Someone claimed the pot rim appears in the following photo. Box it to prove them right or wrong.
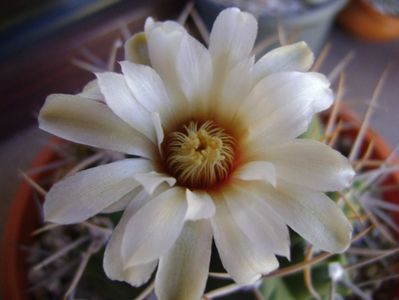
[197,0,348,24]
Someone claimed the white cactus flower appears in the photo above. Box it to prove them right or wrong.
[39,7,354,300]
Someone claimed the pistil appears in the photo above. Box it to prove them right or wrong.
[164,120,235,189]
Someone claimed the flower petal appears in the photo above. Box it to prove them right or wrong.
[234,161,276,187]
[119,61,173,122]
[185,189,216,221]
[211,196,279,284]
[265,139,355,191]
[222,56,254,99]
[155,220,212,300]
[78,79,104,101]
[253,42,314,84]
[176,33,213,103]
[133,171,176,195]
[96,72,156,142]
[151,112,164,152]
[242,72,333,147]
[224,183,290,258]
[101,187,141,214]
[104,190,157,286]
[218,57,255,120]
[124,32,151,65]
[209,8,257,70]
[145,18,188,107]
[121,187,187,266]
[39,94,155,157]
[44,159,152,224]
[255,181,353,253]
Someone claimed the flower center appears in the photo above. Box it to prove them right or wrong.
[164,120,235,189]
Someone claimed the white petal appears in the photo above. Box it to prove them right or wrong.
[185,189,216,221]
[265,139,355,191]
[234,161,276,187]
[101,187,141,214]
[255,181,353,253]
[224,183,290,258]
[211,196,279,284]
[145,18,189,107]
[104,191,157,286]
[209,8,257,69]
[121,187,187,266]
[253,42,314,84]
[212,57,254,123]
[44,159,152,224]
[218,57,254,120]
[124,32,150,65]
[176,33,213,102]
[155,220,212,300]
[243,72,333,147]
[96,72,156,142]
[145,17,185,36]
[119,61,172,121]
[152,112,164,153]
[78,79,104,101]
[133,171,176,195]
[39,94,155,157]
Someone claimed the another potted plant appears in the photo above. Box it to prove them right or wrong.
[196,0,348,53]
[339,0,399,41]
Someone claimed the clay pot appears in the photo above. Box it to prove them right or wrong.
[333,108,399,221]
[1,109,398,299]
[1,138,61,300]
[338,0,399,41]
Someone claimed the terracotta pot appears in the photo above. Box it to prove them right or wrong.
[0,138,61,300]
[338,0,399,41]
[1,110,398,299]
[333,108,399,223]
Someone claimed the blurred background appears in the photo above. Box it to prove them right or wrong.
[0,0,398,298]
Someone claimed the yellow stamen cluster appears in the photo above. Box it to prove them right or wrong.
[164,120,235,189]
